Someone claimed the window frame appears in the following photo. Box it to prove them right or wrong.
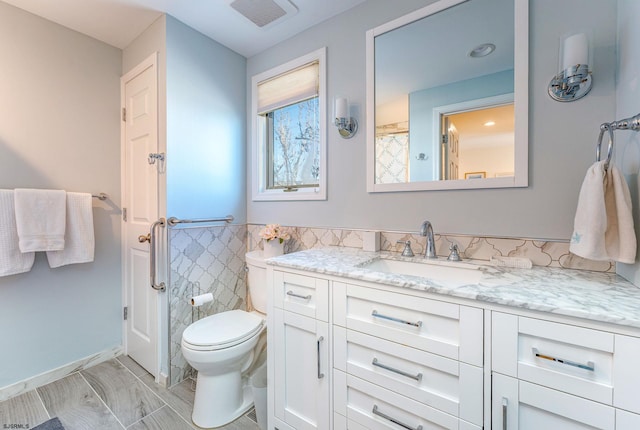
[251,47,327,201]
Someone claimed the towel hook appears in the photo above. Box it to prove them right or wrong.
[596,123,614,170]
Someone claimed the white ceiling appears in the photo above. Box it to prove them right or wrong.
[0,0,367,57]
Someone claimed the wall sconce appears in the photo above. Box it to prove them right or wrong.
[548,33,592,102]
[334,97,358,138]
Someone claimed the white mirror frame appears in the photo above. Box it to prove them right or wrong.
[366,0,529,192]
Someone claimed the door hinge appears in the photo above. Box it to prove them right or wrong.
[122,207,127,222]
[442,134,449,144]
[122,107,126,122]
[123,306,128,320]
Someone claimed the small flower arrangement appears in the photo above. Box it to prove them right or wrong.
[259,224,290,244]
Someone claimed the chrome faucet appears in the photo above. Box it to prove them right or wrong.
[420,220,437,259]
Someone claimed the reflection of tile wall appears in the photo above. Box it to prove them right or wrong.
[248,224,614,272]
[169,224,247,386]
[375,133,409,184]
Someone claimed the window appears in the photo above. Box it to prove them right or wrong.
[251,48,326,200]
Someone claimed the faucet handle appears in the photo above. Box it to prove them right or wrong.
[447,244,462,261]
[396,240,415,257]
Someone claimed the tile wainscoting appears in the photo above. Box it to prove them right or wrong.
[168,224,248,386]
[247,224,614,272]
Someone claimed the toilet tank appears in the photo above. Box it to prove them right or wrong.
[245,251,268,314]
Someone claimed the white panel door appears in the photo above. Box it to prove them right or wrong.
[122,54,159,377]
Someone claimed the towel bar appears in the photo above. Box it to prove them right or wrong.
[596,112,640,170]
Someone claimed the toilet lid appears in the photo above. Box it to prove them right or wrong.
[182,310,264,349]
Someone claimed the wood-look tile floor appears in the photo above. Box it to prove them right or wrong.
[0,356,260,430]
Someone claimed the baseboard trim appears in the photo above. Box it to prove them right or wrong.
[0,345,123,402]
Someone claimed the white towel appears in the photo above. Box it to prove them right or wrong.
[0,190,35,276]
[14,188,66,252]
[570,161,637,263]
[47,192,95,268]
[604,164,637,263]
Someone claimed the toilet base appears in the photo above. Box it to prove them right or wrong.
[192,376,254,428]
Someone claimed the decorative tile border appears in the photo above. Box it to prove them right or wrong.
[168,224,248,386]
[248,224,614,273]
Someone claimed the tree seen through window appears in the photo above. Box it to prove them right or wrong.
[268,97,319,189]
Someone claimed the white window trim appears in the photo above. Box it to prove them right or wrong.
[251,47,327,201]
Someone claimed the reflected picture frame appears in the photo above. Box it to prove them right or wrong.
[465,172,486,179]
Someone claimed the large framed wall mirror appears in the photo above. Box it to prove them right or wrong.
[366,0,529,192]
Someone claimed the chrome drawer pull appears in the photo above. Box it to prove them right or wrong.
[286,290,312,300]
[317,336,325,379]
[502,397,508,430]
[372,358,423,381]
[372,405,422,430]
[371,310,423,328]
[532,347,595,371]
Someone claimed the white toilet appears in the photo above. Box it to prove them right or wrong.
[181,250,267,428]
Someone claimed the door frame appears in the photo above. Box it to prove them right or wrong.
[120,52,168,384]
[431,93,515,180]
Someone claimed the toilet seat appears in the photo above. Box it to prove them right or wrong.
[182,310,265,351]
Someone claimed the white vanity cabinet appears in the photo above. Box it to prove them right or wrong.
[491,311,640,430]
[270,270,330,430]
[332,281,484,430]
[268,259,640,430]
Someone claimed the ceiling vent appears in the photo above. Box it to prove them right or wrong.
[230,0,298,28]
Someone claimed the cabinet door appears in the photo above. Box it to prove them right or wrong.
[273,309,329,430]
[616,409,640,430]
[492,373,615,430]
[613,334,640,414]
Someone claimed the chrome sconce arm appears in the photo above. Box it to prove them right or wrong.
[334,116,358,139]
[548,64,592,102]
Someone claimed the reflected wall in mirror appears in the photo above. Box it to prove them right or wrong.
[366,0,528,192]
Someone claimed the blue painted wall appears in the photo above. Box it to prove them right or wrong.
[166,16,247,223]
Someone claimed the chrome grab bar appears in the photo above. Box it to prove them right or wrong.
[532,347,595,371]
[372,358,422,381]
[371,310,423,328]
[287,290,312,300]
[150,218,166,292]
[372,405,422,430]
[167,215,233,226]
[317,336,324,379]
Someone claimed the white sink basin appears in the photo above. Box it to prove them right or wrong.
[361,258,483,285]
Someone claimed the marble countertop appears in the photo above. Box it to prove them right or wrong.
[267,247,640,330]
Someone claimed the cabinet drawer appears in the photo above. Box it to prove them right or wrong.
[333,370,481,430]
[492,312,614,405]
[334,282,483,365]
[334,326,483,426]
[273,271,329,321]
